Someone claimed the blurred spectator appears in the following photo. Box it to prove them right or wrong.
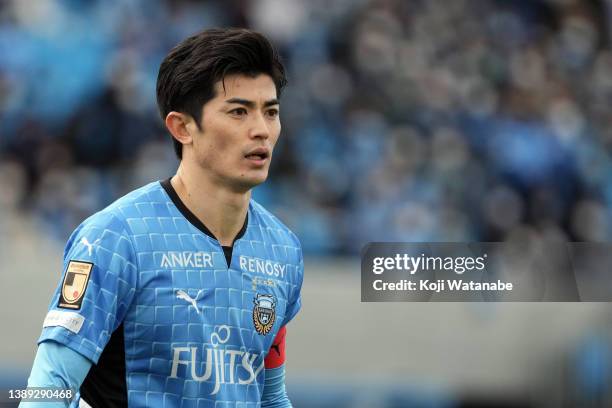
[2,0,612,253]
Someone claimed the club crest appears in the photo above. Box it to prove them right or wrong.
[253,294,276,335]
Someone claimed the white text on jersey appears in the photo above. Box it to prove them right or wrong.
[239,256,287,278]
[160,252,214,268]
[170,325,264,395]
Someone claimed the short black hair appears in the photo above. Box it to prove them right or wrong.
[156,27,287,159]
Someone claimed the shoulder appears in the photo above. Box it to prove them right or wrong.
[67,181,165,247]
[249,199,301,250]
[79,181,165,230]
[103,180,168,222]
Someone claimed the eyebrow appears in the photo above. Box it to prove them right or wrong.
[225,98,279,108]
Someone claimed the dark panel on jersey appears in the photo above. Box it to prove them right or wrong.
[222,245,233,267]
[79,323,127,407]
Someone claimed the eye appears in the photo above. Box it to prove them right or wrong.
[266,108,279,118]
[229,107,247,117]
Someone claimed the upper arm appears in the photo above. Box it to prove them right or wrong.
[281,243,304,328]
[265,326,287,369]
[262,327,291,407]
[38,212,137,364]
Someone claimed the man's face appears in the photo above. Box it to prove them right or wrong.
[187,73,280,192]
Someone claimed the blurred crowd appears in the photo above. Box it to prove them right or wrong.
[1,0,612,254]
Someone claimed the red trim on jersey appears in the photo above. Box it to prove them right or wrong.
[265,326,286,369]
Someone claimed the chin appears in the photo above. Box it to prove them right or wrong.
[233,173,269,191]
[247,174,269,187]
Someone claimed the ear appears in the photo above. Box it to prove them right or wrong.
[165,111,195,147]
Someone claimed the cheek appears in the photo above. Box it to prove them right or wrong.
[196,122,234,159]
[218,132,240,154]
[270,123,281,146]
[194,138,215,162]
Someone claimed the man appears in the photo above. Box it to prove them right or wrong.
[22,28,303,407]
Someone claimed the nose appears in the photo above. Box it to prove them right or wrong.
[248,112,270,140]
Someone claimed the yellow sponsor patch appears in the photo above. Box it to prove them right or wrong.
[58,261,93,309]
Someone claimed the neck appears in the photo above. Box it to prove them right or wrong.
[171,162,250,247]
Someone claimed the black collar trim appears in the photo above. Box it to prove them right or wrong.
[160,178,248,245]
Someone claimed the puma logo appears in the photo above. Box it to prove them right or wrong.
[80,237,101,256]
[176,289,204,315]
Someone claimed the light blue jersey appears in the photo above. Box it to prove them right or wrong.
[38,179,303,407]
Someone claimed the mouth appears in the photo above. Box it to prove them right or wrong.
[244,148,270,164]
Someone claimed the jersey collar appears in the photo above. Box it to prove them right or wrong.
[160,178,248,245]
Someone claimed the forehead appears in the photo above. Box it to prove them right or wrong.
[213,74,277,101]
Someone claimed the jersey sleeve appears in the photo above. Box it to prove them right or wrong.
[281,245,303,327]
[38,211,137,364]
[261,364,291,407]
[23,340,92,408]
